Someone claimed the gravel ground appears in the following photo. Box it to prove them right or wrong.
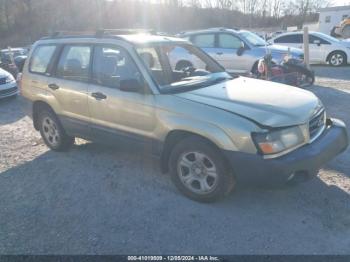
[0,66,349,255]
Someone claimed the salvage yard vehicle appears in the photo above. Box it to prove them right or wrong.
[0,67,18,99]
[177,28,304,74]
[0,47,28,77]
[20,30,348,202]
[271,31,350,66]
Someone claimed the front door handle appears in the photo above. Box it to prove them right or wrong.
[216,52,223,55]
[91,92,107,100]
[48,83,59,90]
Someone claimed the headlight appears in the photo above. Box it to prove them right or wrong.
[252,126,306,155]
[5,75,15,83]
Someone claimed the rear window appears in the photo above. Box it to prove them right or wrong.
[29,45,57,74]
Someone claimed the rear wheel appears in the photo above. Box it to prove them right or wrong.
[38,109,74,151]
[169,136,235,202]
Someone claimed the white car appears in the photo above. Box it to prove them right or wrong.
[271,31,350,66]
[0,68,18,99]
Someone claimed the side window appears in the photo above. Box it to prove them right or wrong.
[56,45,91,82]
[93,45,141,88]
[192,34,215,48]
[218,34,242,49]
[274,34,302,44]
[30,45,57,74]
[136,47,162,70]
[309,35,330,45]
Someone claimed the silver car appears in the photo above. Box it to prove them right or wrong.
[270,31,350,66]
[176,28,304,74]
[0,67,18,99]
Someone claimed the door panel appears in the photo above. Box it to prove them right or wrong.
[217,33,250,73]
[50,45,91,134]
[88,45,157,143]
[88,85,156,140]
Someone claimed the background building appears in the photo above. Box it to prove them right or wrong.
[318,5,350,35]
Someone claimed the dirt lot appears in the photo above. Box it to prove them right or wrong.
[0,66,349,255]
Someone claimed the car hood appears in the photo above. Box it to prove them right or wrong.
[267,44,303,55]
[0,68,10,78]
[175,77,319,127]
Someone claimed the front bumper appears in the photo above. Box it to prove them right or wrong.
[0,82,18,99]
[223,118,349,186]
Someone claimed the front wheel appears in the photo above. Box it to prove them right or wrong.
[38,109,75,151]
[328,51,346,66]
[169,136,235,202]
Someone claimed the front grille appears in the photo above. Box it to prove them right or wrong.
[0,77,6,85]
[0,86,17,96]
[309,109,326,141]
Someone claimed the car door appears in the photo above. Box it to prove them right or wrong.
[88,44,157,146]
[309,35,330,63]
[48,44,92,137]
[216,33,250,73]
[26,44,58,98]
[190,33,224,66]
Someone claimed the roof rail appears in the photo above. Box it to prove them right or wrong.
[96,28,156,37]
[40,28,162,41]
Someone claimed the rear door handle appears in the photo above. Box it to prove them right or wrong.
[216,52,223,55]
[48,83,59,90]
[91,92,107,100]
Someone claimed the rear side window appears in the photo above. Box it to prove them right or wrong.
[29,45,57,74]
[274,34,302,44]
[192,34,215,48]
[56,45,91,82]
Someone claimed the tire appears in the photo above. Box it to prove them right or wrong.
[38,109,74,151]
[328,51,346,67]
[306,73,315,86]
[169,136,235,202]
[175,60,192,71]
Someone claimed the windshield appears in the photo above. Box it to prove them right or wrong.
[239,31,267,46]
[135,43,232,93]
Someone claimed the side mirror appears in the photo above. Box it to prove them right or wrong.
[119,79,143,93]
[236,42,245,56]
[313,39,321,46]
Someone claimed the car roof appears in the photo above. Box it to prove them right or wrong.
[118,34,187,44]
[36,32,188,46]
[1,48,26,52]
[272,31,322,38]
[180,27,240,36]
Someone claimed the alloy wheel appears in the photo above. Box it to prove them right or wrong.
[177,151,218,195]
[330,53,344,66]
[42,116,60,147]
